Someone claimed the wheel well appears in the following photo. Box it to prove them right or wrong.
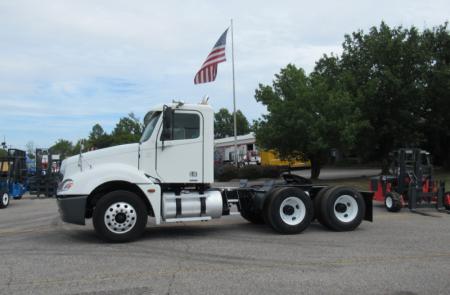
[86,181,154,218]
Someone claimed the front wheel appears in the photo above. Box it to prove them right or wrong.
[385,192,402,212]
[0,192,9,208]
[263,187,313,234]
[93,190,148,242]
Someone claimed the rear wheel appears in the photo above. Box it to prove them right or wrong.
[319,186,365,231]
[385,192,402,212]
[93,190,148,242]
[313,187,331,222]
[0,192,9,208]
[263,187,312,234]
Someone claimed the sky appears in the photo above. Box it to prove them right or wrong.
[0,0,449,150]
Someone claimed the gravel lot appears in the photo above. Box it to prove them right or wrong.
[0,195,449,295]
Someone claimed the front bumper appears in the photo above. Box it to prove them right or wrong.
[56,195,88,225]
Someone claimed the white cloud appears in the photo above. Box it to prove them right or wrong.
[0,0,449,148]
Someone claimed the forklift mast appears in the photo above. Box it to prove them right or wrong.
[391,148,433,194]
[28,148,61,197]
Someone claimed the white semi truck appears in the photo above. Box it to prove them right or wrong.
[56,101,373,242]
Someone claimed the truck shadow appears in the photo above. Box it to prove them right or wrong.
[141,222,273,240]
[63,219,331,244]
[139,220,330,241]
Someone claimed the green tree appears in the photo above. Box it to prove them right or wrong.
[49,139,74,160]
[254,64,365,179]
[329,22,430,171]
[214,108,251,139]
[72,139,84,155]
[421,23,450,168]
[88,124,113,149]
[111,113,143,145]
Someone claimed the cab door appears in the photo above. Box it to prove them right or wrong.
[155,110,203,183]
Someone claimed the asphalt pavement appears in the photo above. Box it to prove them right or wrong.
[0,195,449,295]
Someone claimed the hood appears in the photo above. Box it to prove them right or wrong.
[61,143,139,179]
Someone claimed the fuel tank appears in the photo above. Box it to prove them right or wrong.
[162,190,223,219]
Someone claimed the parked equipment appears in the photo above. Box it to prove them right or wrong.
[0,149,28,207]
[371,148,450,212]
[28,149,61,197]
[56,101,373,242]
[214,133,311,168]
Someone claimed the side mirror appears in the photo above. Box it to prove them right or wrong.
[161,106,173,141]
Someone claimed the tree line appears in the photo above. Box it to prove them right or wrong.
[254,22,450,178]
[47,109,251,159]
[48,113,144,159]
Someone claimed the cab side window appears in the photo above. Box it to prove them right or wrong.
[171,113,200,140]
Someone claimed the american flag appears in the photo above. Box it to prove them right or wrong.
[194,29,228,84]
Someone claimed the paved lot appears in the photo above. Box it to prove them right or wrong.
[0,196,449,295]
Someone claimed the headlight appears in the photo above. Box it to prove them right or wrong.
[58,179,74,192]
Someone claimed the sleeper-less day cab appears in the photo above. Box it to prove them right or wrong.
[57,100,373,242]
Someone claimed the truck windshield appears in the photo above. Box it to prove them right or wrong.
[140,112,161,143]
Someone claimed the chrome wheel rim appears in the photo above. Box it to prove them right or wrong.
[279,196,306,226]
[334,195,358,223]
[104,202,137,234]
[2,193,8,206]
[385,196,393,208]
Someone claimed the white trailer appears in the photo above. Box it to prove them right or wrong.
[56,101,373,242]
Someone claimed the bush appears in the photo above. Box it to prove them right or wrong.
[259,165,283,178]
[238,165,262,179]
[215,164,239,181]
[215,164,282,181]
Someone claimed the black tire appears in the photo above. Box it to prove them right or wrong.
[319,186,365,231]
[0,192,9,209]
[93,190,148,243]
[239,189,267,224]
[313,187,331,223]
[263,187,313,234]
[385,192,402,212]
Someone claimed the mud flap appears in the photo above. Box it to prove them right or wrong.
[361,191,374,222]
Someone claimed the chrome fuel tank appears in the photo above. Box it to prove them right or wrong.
[162,190,223,219]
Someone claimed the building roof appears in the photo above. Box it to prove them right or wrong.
[214,133,255,147]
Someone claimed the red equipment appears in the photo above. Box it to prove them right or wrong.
[370,149,450,212]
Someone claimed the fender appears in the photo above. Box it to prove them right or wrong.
[59,163,162,224]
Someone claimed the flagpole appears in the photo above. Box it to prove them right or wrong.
[231,19,238,167]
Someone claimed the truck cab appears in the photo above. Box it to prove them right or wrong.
[57,102,223,241]
[138,102,214,184]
